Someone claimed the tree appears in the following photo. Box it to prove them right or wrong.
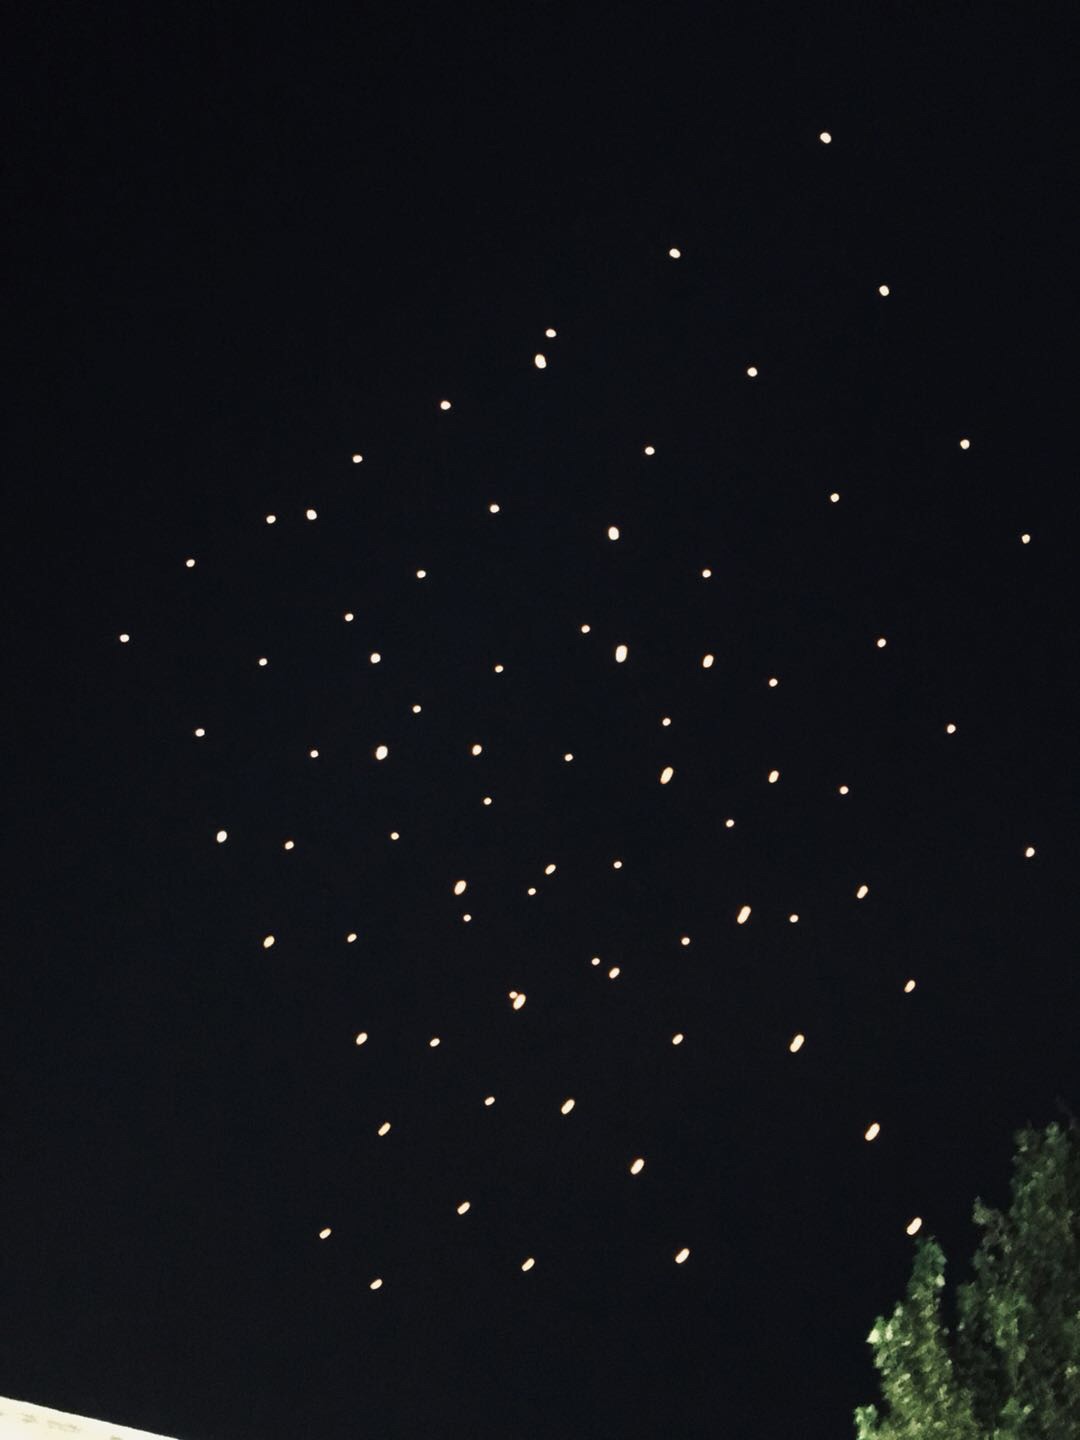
[854,1115,1080,1439]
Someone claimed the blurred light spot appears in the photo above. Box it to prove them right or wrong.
[429,1037,440,1048]
[482,796,492,805]
[390,831,400,840]
[615,644,628,663]
[580,623,591,634]
[563,752,574,762]
[416,568,427,579]
[439,400,451,411]
[737,904,752,925]
[471,743,483,756]
[829,492,840,503]
[878,284,890,296]
[724,818,735,828]
[702,654,715,668]
[346,933,358,943]
[661,716,672,726]
[959,438,971,449]
[608,966,620,979]
[876,637,887,648]
[644,445,656,455]
[378,1122,391,1136]
[675,1248,690,1264]
[668,247,681,259]
[856,885,869,899]
[746,366,758,378]
[216,830,228,844]
[457,1201,471,1215]
[194,727,205,737]
[263,935,275,949]
[305,508,317,521]
[545,328,557,338]
[768,677,778,687]
[454,880,467,895]
[284,839,295,851]
[1025,845,1036,858]
[561,1098,575,1114]
[865,1123,881,1141]
[1021,533,1031,544]
[512,993,526,1010]
[903,978,916,993]
[493,663,504,673]
[375,744,389,760]
[369,1278,383,1290]
[680,936,691,947]
[630,1158,645,1175]
[789,914,799,924]
[521,1257,535,1272]
[344,612,354,622]
[352,454,363,464]
[591,957,601,966]
[265,514,276,524]
[608,525,620,541]
[613,859,623,869]
[319,1228,332,1239]
[906,1217,922,1236]
[489,502,500,513]
[355,1032,368,1045]
[838,785,849,795]
[819,131,832,143]
[534,354,547,369]
[185,558,196,568]
[672,1033,684,1045]
[119,634,131,644]
[946,723,957,734]
[660,766,675,784]
[370,651,381,664]
[309,749,319,759]
[412,704,422,713]
[768,769,780,783]
[789,1033,805,1053]
[484,1095,495,1106]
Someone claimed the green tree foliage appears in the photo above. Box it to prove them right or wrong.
[854,1118,1080,1440]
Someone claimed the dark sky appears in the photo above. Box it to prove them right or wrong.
[6,8,1078,1439]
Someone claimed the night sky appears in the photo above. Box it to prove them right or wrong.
[7,9,1078,1439]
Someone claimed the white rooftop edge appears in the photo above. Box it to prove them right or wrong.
[0,1395,179,1440]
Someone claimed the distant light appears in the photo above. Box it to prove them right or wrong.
[959,438,971,450]
[580,623,591,634]
[789,914,799,924]
[493,663,504,673]
[672,1033,684,1045]
[457,1201,471,1214]
[903,978,916,993]
[736,904,752,925]
[644,445,656,456]
[258,657,268,667]
[906,1217,923,1236]
[263,935,275,949]
[484,1095,495,1106]
[512,993,526,1010]
[1020,533,1031,544]
[216,830,228,844]
[305,508,317,521]
[416,569,427,579]
[119,633,130,644]
[661,716,672,727]
[482,796,492,805]
[878,284,890,297]
[724,818,735,828]
[352,454,363,464]
[527,887,537,896]
[534,354,547,369]
[829,493,840,503]
[876,637,887,648]
[819,131,832,144]
[194,727,205,737]
[309,748,319,759]
[660,766,675,785]
[856,884,870,899]
[608,966,620,979]
[701,568,712,578]
[615,644,629,663]
[612,859,623,869]
[489,502,500,513]
[454,880,467,895]
[945,723,957,734]
[702,654,715,668]
[439,400,452,411]
[563,752,574,762]
[429,1037,440,1048]
[674,1247,690,1264]
[369,1278,383,1290]
[389,831,399,840]
[668,247,681,259]
[378,1122,391,1136]
[346,933,358,943]
[412,704,422,713]
[355,1032,368,1046]
[545,328,557,338]
[768,769,780,784]
[591,957,601,967]
[521,1257,535,1272]
[319,1228,332,1239]
[284,840,294,851]
[768,677,779,688]
[344,612,354,622]
[185,557,196,568]
[265,514,276,525]
[630,1158,645,1175]
[560,1098,575,1114]
[789,1033,805,1053]
[680,936,691,947]
[375,744,389,760]
[746,366,758,378]
[1024,846,1036,858]
[370,651,381,664]
[865,1122,881,1142]
[471,743,483,756]
[838,785,849,795]
[608,525,620,541]
[544,863,557,875]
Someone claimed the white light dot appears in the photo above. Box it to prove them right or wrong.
[789,914,799,924]
[906,1217,923,1236]
[521,1257,535,1272]
[493,663,504,673]
[484,1095,495,1106]
[453,880,467,896]
[355,1031,368,1046]
[194,727,205,738]
[378,1122,391,1136]
[856,884,870,899]
[118,633,130,644]
[876,637,887,649]
[591,957,601,967]
[560,1098,575,1115]
[661,716,672,727]
[265,514,276,525]
[457,1201,471,1215]
[1024,846,1036,858]
[789,1033,805,1053]
[544,863,557,875]
[768,769,780,784]
[1020,533,1031,544]
[263,935,275,949]
[724,818,735,829]
[612,859,623,870]
[746,366,758,378]
[563,752,574,763]
[630,1157,645,1175]
[819,131,832,144]
[702,653,715,668]
[216,830,228,844]
[346,933,357,944]
[309,748,319,759]
[370,652,381,664]
[829,492,840,503]
[439,400,451,411]
[865,1122,881,1142]
[668,247,681,259]
[429,1037,440,1048]
[768,677,778,687]
[736,904,752,925]
[374,744,388,760]
[608,525,620,541]
[369,1278,383,1290]
[878,284,890,297]
[185,557,196,569]
[545,327,557,338]
[644,445,656,456]
[660,766,675,785]
[580,623,591,634]
[534,354,547,369]
[412,704,422,714]
[482,796,492,806]
[903,978,917,993]
[319,1227,332,1239]
[615,643,628,663]
[527,887,537,896]
[258,657,268,667]
[489,502,500,514]
[389,831,399,841]
[946,723,957,734]
[305,508,317,521]
[674,1248,690,1264]
[701,567,712,578]
[959,438,971,449]
[471,743,483,756]
[344,612,354,622]
[838,784,849,795]
[416,569,426,579]
[352,454,363,464]
[680,936,691,947]
[512,993,526,1010]
[672,1032,684,1045]
[608,966,621,979]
